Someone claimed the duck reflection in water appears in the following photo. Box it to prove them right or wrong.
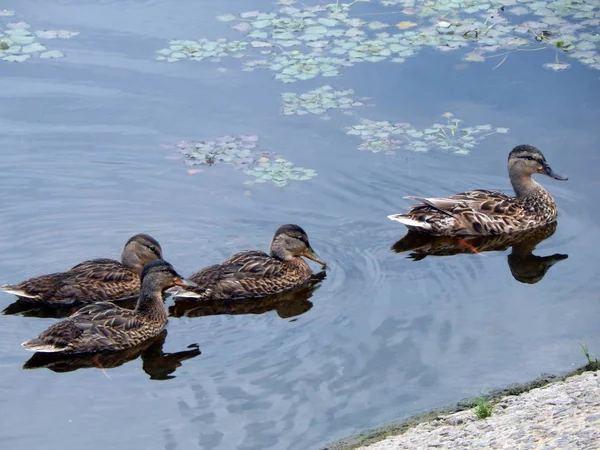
[23,330,200,380]
[4,283,181,319]
[169,271,326,320]
[391,222,568,284]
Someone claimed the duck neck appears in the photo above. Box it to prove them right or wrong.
[121,250,143,273]
[135,280,167,320]
[510,172,545,199]
[270,244,291,262]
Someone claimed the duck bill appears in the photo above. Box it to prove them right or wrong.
[173,277,197,288]
[302,248,326,267]
[542,162,568,181]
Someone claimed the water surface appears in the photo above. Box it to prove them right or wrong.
[1,1,599,449]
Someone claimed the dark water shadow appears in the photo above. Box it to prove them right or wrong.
[391,222,568,284]
[22,330,200,380]
[169,271,326,320]
[4,295,138,319]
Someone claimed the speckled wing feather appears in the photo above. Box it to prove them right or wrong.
[68,259,137,282]
[188,250,310,300]
[404,190,529,236]
[25,302,154,353]
[4,258,140,305]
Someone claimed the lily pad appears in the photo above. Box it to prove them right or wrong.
[244,158,317,187]
[281,85,366,116]
[0,13,78,63]
[21,42,46,53]
[40,50,65,59]
[3,53,30,62]
[348,113,509,155]
[543,62,571,71]
[174,134,316,187]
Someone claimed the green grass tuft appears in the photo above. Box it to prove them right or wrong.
[580,342,600,370]
[474,396,493,419]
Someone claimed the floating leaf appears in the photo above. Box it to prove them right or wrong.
[251,41,272,48]
[232,22,252,32]
[35,29,78,39]
[252,20,272,29]
[21,42,46,53]
[240,11,260,19]
[40,50,64,59]
[396,21,417,30]
[7,21,30,30]
[464,52,485,62]
[9,35,35,45]
[368,21,389,30]
[348,113,508,154]
[3,54,30,62]
[216,14,237,22]
[543,62,571,71]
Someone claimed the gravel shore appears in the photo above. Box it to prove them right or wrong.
[355,371,600,450]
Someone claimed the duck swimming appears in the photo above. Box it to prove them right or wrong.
[175,224,326,301]
[388,145,568,236]
[21,260,194,353]
[2,234,162,305]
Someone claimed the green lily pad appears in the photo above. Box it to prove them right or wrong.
[216,14,237,22]
[348,113,509,155]
[3,53,30,62]
[21,42,46,53]
[40,50,64,59]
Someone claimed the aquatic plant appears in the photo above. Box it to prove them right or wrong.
[580,342,599,369]
[177,135,259,168]
[156,39,248,62]
[0,14,78,62]
[175,135,317,187]
[244,158,317,187]
[281,85,365,116]
[247,51,348,83]
[474,396,493,419]
[156,0,600,76]
[347,113,508,154]
[377,0,600,72]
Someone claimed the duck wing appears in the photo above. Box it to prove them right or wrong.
[57,259,140,303]
[23,303,145,353]
[68,258,136,283]
[405,190,512,216]
[3,259,138,305]
[394,190,524,235]
[187,251,288,300]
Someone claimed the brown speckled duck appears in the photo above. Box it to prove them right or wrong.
[21,260,194,353]
[175,224,326,301]
[2,234,162,305]
[388,145,568,236]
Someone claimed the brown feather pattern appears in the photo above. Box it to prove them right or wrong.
[21,260,183,354]
[183,224,324,301]
[404,188,558,236]
[389,145,566,236]
[188,251,313,300]
[2,234,162,305]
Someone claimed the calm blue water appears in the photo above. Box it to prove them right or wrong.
[1,1,599,449]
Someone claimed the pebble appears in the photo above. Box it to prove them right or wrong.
[357,371,600,450]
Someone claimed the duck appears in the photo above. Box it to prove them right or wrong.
[2,233,162,305]
[175,224,326,301]
[23,329,201,379]
[21,260,195,353]
[388,145,568,236]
